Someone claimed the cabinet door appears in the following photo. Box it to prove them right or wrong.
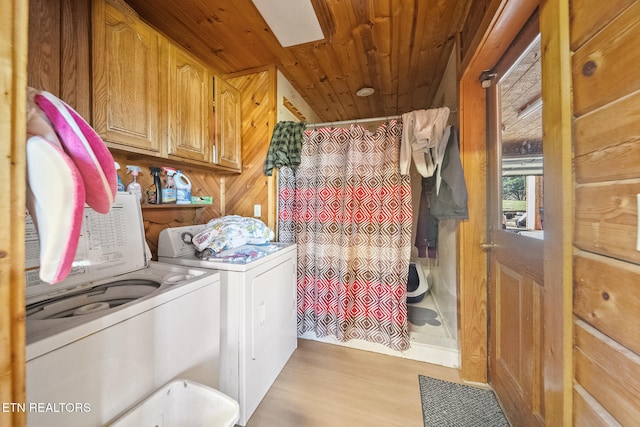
[92,0,164,156]
[214,77,242,171]
[167,45,212,162]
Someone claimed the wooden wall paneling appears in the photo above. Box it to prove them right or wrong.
[572,1,640,117]
[571,0,640,424]
[111,153,223,259]
[1,0,28,425]
[574,91,640,184]
[574,181,640,264]
[225,69,277,230]
[574,320,640,425]
[574,383,624,427]
[574,90,640,158]
[60,0,91,118]
[569,0,635,51]
[28,0,91,116]
[27,0,61,94]
[574,250,640,355]
[142,208,199,258]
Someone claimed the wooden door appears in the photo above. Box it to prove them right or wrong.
[214,77,242,171]
[486,15,545,426]
[167,43,212,163]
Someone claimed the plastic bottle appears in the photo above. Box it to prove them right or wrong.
[161,166,177,204]
[174,170,192,204]
[147,167,162,204]
[114,162,126,192]
[125,165,143,202]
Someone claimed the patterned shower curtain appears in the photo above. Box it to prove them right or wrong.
[278,120,412,351]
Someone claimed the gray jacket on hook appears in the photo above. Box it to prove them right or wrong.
[430,126,469,220]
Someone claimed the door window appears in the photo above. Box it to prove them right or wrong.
[496,34,543,239]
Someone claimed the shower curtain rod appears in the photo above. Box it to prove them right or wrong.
[307,109,457,128]
[308,115,400,128]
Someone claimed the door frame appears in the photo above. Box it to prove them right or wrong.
[1,0,28,426]
[457,0,572,424]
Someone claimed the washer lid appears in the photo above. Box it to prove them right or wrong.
[25,193,148,301]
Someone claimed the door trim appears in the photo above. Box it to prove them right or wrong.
[458,0,539,384]
[458,0,572,423]
[539,0,573,424]
[1,0,28,425]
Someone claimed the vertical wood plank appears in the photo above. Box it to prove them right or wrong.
[458,74,488,384]
[225,68,278,229]
[27,0,61,93]
[60,0,91,118]
[1,0,28,425]
[540,0,573,423]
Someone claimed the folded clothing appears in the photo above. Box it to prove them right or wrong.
[199,246,268,264]
[192,215,275,254]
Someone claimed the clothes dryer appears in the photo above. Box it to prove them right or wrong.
[158,225,297,426]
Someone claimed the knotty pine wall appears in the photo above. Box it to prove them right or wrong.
[223,67,320,234]
[110,153,224,258]
[570,0,640,424]
[224,68,278,231]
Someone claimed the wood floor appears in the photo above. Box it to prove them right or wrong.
[246,338,462,427]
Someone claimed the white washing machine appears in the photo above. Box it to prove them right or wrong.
[25,193,223,427]
[158,224,297,426]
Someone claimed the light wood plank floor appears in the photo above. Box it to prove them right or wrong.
[246,338,462,427]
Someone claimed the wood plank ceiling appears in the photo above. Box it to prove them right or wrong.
[124,0,474,122]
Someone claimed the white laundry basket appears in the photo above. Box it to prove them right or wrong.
[106,379,239,427]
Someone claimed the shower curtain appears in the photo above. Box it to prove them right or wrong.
[278,120,412,351]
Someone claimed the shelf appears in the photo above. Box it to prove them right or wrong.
[141,203,211,209]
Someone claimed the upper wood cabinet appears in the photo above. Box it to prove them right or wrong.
[214,77,242,171]
[92,0,165,157]
[92,0,241,172]
[167,44,212,163]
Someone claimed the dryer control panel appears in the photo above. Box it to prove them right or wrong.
[158,224,207,258]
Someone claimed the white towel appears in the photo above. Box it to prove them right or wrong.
[400,107,450,177]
